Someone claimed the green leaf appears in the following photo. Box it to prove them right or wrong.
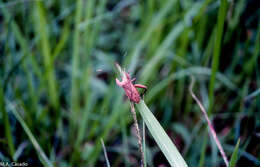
[208,0,228,114]
[199,134,207,167]
[0,85,15,158]
[7,101,53,167]
[136,100,188,167]
[229,139,240,167]
[34,1,59,109]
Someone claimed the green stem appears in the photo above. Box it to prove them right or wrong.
[70,0,83,129]
[208,0,228,114]
[0,85,15,158]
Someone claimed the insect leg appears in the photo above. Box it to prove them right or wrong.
[131,78,136,82]
[134,84,147,98]
[134,84,147,89]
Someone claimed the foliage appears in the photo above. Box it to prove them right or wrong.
[0,0,259,166]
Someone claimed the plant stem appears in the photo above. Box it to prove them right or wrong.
[101,138,111,167]
[0,85,15,158]
[208,0,228,115]
[189,76,229,167]
[130,102,144,167]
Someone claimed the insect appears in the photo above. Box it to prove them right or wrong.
[116,70,147,103]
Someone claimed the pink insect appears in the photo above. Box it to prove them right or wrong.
[115,67,147,103]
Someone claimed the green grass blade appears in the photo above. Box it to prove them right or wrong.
[199,134,208,167]
[139,0,206,84]
[126,0,176,72]
[71,0,83,116]
[147,67,237,102]
[7,101,53,167]
[82,0,94,65]
[208,0,228,114]
[244,22,260,74]
[228,139,240,167]
[140,22,184,83]
[0,85,15,158]
[136,100,188,167]
[121,115,130,167]
[87,93,127,165]
[34,1,59,109]
[52,21,70,62]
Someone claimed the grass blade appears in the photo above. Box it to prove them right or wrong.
[0,85,15,158]
[208,0,228,114]
[130,102,145,167]
[7,101,53,167]
[199,134,208,167]
[244,22,260,74]
[147,66,237,102]
[229,139,240,167]
[71,0,83,116]
[34,1,59,109]
[136,100,188,167]
[140,22,184,83]
[126,0,176,72]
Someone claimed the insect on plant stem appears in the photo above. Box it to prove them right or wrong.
[115,63,146,167]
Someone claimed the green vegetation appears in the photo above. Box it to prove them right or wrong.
[136,100,188,167]
[0,0,259,166]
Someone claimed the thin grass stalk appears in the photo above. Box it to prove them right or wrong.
[101,138,111,167]
[229,139,240,167]
[71,0,83,118]
[34,1,59,109]
[121,114,130,167]
[126,0,176,72]
[87,93,126,165]
[69,1,84,164]
[7,101,53,167]
[142,121,147,167]
[199,134,208,167]
[208,0,228,114]
[130,102,145,167]
[244,22,260,75]
[189,76,229,167]
[0,86,15,158]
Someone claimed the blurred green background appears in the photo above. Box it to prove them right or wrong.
[0,0,259,166]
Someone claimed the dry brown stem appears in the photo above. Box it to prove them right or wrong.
[189,76,229,167]
[130,102,144,167]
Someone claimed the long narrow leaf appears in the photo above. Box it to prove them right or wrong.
[0,85,15,157]
[208,0,228,114]
[136,100,188,167]
[229,139,240,167]
[7,101,53,167]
